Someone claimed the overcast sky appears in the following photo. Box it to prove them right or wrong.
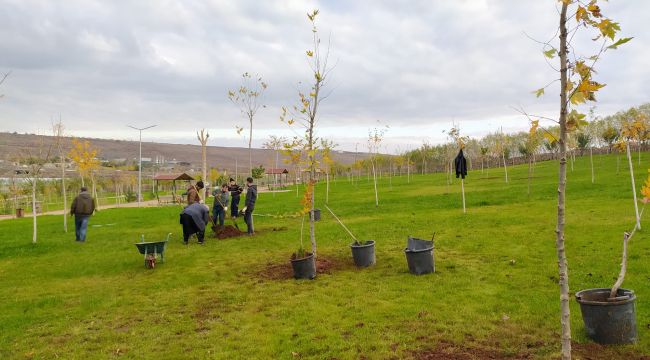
[0,0,647,153]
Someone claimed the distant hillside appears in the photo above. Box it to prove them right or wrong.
[0,132,369,171]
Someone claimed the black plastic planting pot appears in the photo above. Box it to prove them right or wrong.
[404,237,434,275]
[575,288,637,344]
[350,240,375,267]
[291,253,316,280]
[309,208,321,221]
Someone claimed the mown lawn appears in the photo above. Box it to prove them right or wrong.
[1,153,650,359]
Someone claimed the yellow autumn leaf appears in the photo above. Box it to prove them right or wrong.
[570,91,586,105]
[529,120,539,137]
[577,80,605,93]
[576,5,588,21]
[641,171,650,202]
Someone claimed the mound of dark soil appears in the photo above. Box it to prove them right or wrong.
[256,256,349,280]
[212,225,245,239]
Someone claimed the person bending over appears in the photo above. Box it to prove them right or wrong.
[180,202,210,244]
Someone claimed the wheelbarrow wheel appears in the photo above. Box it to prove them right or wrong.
[145,254,156,269]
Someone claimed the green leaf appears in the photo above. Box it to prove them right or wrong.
[607,37,633,50]
[543,48,557,59]
[532,88,545,98]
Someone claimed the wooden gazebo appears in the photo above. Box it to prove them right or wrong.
[265,168,289,189]
[153,173,194,205]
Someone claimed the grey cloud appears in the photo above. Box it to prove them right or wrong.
[0,0,648,151]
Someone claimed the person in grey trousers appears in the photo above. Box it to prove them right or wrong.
[242,177,257,235]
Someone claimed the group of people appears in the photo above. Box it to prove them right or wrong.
[179,177,258,244]
[68,177,258,246]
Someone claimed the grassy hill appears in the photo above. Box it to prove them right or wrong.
[0,132,369,171]
[1,152,649,359]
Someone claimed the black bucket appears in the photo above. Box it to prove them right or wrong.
[404,237,434,275]
[575,288,637,344]
[350,240,375,267]
[309,209,321,221]
[291,253,316,280]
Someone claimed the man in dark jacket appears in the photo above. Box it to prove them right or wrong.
[180,203,210,244]
[228,178,243,218]
[242,177,257,235]
[186,181,203,205]
[70,187,96,242]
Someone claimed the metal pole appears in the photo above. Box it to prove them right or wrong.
[128,124,157,208]
[138,130,142,206]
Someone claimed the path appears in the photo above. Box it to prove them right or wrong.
[0,199,162,221]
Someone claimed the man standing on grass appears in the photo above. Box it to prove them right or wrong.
[211,183,229,227]
[242,177,257,235]
[70,187,96,242]
[228,178,243,219]
[186,180,203,205]
[180,202,210,245]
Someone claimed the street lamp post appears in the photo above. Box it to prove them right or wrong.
[127,124,157,207]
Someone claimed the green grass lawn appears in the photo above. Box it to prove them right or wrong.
[2,153,650,359]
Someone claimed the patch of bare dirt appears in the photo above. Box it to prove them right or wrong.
[256,255,351,280]
[413,339,650,360]
[211,225,287,239]
[572,342,650,360]
[413,340,531,360]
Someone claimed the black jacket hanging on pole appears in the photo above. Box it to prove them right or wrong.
[454,149,468,179]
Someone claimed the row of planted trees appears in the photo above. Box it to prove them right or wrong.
[7,121,142,243]
[263,4,642,360]
[3,3,643,358]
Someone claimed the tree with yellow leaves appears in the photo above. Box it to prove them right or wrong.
[531,1,631,357]
[68,139,100,205]
[280,9,334,259]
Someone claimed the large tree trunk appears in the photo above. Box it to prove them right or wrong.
[556,4,572,359]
